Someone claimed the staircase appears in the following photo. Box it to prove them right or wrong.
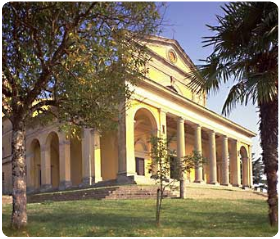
[27,185,178,203]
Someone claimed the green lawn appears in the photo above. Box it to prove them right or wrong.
[2,198,278,237]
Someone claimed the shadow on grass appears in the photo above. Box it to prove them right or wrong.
[2,199,277,237]
[36,211,275,236]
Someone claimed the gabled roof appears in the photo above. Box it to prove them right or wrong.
[140,35,198,72]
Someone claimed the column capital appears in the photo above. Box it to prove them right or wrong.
[222,135,228,140]
[177,116,186,122]
[41,145,47,152]
[193,123,201,129]
[59,140,70,146]
[82,127,94,139]
[159,108,168,114]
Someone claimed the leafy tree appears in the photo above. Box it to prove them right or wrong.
[149,135,174,227]
[252,154,265,185]
[178,150,207,198]
[2,2,162,229]
[149,135,207,226]
[188,2,278,226]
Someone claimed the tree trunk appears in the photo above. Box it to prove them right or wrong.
[11,120,27,229]
[180,179,187,199]
[259,99,278,227]
[155,188,160,227]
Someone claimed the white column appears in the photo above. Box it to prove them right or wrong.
[92,129,102,183]
[231,140,241,186]
[177,117,185,179]
[40,145,52,190]
[160,109,167,139]
[194,124,203,183]
[82,128,92,186]
[117,103,135,183]
[248,145,253,187]
[221,135,230,186]
[59,139,72,190]
[157,109,167,176]
[242,157,250,187]
[26,152,34,192]
[208,130,218,184]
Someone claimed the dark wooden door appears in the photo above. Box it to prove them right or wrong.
[135,157,145,176]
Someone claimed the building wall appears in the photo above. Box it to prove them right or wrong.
[70,137,82,186]
[2,37,255,193]
[100,130,118,180]
[146,43,206,106]
[2,162,12,194]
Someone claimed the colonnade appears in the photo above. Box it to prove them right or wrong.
[26,128,102,192]
[26,108,252,192]
[117,108,252,188]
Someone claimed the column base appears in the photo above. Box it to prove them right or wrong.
[117,173,136,184]
[232,184,241,187]
[194,180,205,184]
[81,176,93,187]
[242,185,250,190]
[209,182,219,185]
[59,180,72,190]
[27,186,35,194]
[92,176,103,184]
[221,183,232,187]
[40,184,52,192]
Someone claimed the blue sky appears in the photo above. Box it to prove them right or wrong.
[159,2,260,158]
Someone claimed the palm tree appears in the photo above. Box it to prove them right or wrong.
[189,2,278,226]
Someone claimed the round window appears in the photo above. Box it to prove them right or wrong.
[168,49,177,63]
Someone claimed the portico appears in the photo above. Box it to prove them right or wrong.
[2,35,256,194]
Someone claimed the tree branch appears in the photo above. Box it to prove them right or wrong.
[28,99,58,113]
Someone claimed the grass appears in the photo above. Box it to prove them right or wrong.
[2,198,278,237]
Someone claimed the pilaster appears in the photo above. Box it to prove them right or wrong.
[208,130,218,184]
[221,135,230,186]
[59,139,72,190]
[194,124,203,183]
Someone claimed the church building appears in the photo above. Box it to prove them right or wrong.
[2,36,256,194]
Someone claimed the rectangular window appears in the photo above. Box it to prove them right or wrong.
[135,157,145,176]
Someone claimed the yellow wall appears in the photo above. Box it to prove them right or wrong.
[70,137,82,186]
[50,138,59,188]
[100,130,118,180]
[131,100,160,179]
[146,43,206,106]
[2,119,12,159]
[32,142,41,189]
[2,163,12,194]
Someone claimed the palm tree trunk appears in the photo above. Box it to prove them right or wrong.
[11,120,27,229]
[259,98,278,227]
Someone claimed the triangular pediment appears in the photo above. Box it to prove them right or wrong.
[141,35,196,75]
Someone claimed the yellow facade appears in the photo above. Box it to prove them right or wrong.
[2,36,256,194]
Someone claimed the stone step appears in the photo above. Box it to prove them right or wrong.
[27,185,176,203]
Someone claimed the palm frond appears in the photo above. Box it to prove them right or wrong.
[222,82,245,116]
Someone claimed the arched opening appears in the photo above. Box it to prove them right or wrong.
[46,132,60,188]
[30,139,41,189]
[70,137,82,186]
[240,146,248,187]
[134,108,158,176]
